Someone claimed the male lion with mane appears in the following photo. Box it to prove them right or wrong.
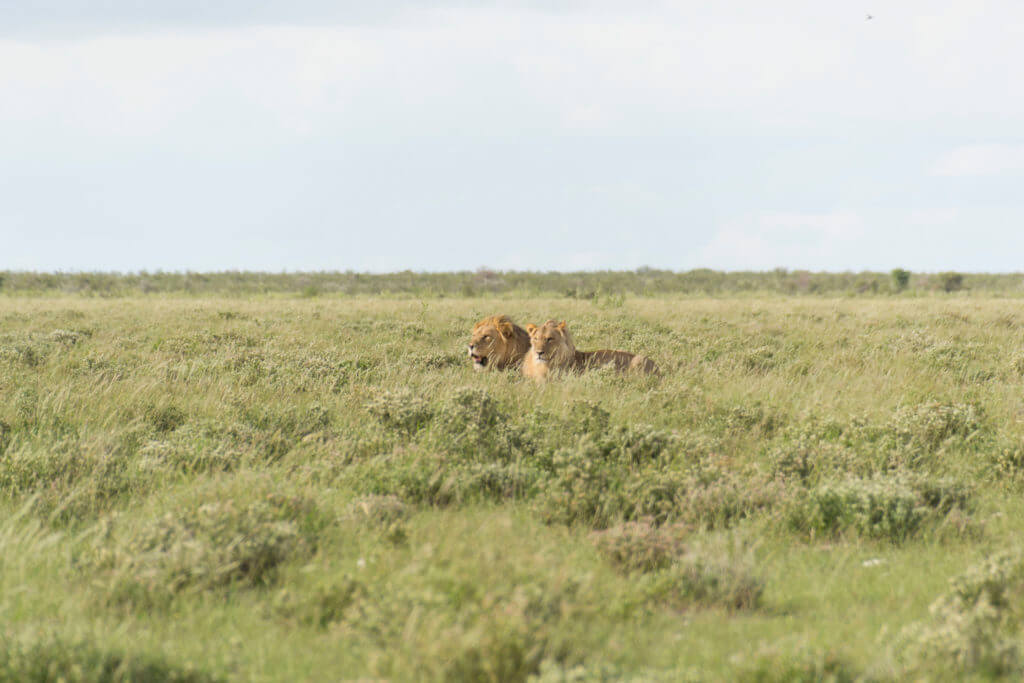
[467,314,532,371]
[522,320,658,381]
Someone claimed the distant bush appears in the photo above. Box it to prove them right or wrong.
[891,268,911,292]
[7,268,1019,297]
[937,271,965,292]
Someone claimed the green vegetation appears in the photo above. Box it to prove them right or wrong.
[3,268,1021,298]
[3,289,1024,680]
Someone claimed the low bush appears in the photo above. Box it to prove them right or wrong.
[82,493,323,607]
[640,543,763,611]
[528,660,629,682]
[366,573,591,683]
[898,551,1024,677]
[888,402,983,452]
[734,643,858,682]
[366,390,433,436]
[271,575,367,628]
[591,520,688,574]
[787,476,973,542]
[0,633,221,682]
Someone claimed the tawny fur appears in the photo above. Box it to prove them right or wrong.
[522,320,658,380]
[467,315,532,371]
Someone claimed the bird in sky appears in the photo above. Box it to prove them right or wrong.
[866,13,874,20]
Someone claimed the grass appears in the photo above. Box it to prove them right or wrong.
[3,292,1024,680]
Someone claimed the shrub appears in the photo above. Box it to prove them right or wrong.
[891,268,911,292]
[888,402,983,452]
[734,643,858,682]
[272,575,367,628]
[718,402,782,437]
[1011,352,1024,377]
[369,574,589,683]
[347,494,409,527]
[768,440,864,485]
[0,633,222,682]
[346,494,410,544]
[144,403,187,433]
[49,328,89,347]
[534,438,630,528]
[366,390,433,435]
[537,435,780,530]
[568,401,611,434]
[741,346,779,373]
[640,544,763,611]
[422,352,463,369]
[137,424,242,475]
[528,660,626,682]
[898,552,1024,677]
[83,493,322,607]
[591,520,688,574]
[938,271,965,292]
[430,388,527,462]
[0,439,86,494]
[680,471,785,530]
[787,476,972,542]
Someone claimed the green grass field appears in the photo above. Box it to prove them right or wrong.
[3,293,1024,681]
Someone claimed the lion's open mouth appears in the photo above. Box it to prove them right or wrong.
[472,354,488,367]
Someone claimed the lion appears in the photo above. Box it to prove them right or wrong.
[522,319,658,380]
[467,314,532,371]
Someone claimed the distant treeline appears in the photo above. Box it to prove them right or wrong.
[0,269,1021,297]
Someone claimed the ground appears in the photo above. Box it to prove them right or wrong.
[1,294,1023,681]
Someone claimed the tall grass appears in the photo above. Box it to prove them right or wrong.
[1,293,1023,679]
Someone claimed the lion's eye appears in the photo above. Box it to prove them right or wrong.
[483,335,490,341]
[546,337,554,342]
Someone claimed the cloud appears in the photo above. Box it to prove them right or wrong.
[694,211,866,270]
[5,2,1024,271]
[929,144,1024,176]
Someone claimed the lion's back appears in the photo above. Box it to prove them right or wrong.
[583,349,658,375]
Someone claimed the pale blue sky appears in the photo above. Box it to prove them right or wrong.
[3,1,1024,272]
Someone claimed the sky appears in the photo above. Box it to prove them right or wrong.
[3,1,1024,272]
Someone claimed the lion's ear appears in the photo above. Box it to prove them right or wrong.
[557,320,567,331]
[496,318,514,340]
[525,323,537,334]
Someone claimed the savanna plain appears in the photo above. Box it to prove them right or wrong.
[5,285,1024,681]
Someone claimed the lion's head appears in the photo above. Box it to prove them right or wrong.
[468,315,531,371]
[525,320,577,370]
